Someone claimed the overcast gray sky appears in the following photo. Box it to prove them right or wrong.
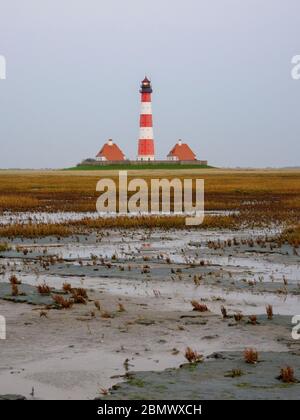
[0,0,299,168]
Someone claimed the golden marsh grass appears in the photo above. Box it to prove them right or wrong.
[0,169,299,237]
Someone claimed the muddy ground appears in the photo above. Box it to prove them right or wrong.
[0,227,299,399]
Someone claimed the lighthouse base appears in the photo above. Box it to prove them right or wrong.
[137,139,155,161]
[137,155,155,161]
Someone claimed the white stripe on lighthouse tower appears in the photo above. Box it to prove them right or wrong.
[140,102,152,115]
[139,127,153,139]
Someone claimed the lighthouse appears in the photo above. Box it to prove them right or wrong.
[137,77,155,161]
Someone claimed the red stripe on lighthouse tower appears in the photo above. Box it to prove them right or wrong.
[137,77,155,161]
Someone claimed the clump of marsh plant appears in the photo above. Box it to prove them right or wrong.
[0,243,10,252]
[191,300,208,312]
[266,304,273,320]
[9,274,21,285]
[52,294,73,309]
[224,368,243,378]
[233,237,240,246]
[153,289,161,297]
[62,282,72,293]
[184,347,203,363]
[193,274,202,286]
[11,283,19,296]
[141,265,151,274]
[71,287,88,303]
[244,348,258,364]
[221,305,227,319]
[37,283,51,295]
[101,310,112,319]
[100,388,109,396]
[234,312,243,322]
[71,291,87,304]
[118,303,126,312]
[277,366,298,383]
[94,300,101,311]
[248,315,258,325]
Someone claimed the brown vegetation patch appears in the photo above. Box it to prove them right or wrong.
[244,348,258,364]
[184,347,204,363]
[191,300,209,312]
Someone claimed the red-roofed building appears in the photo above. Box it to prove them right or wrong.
[96,139,125,161]
[167,140,197,161]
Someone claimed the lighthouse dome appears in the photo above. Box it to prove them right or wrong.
[140,76,152,93]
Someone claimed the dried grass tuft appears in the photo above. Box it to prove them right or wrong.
[244,348,258,364]
[37,283,51,295]
[118,303,126,312]
[221,305,227,319]
[62,282,72,293]
[184,347,204,363]
[234,312,243,322]
[52,294,73,309]
[11,283,19,296]
[266,304,273,320]
[94,300,101,311]
[191,300,208,312]
[248,315,258,325]
[9,275,21,285]
[278,366,298,383]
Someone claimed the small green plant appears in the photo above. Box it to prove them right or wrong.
[224,368,243,378]
[0,243,10,252]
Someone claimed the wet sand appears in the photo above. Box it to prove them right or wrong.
[0,228,299,399]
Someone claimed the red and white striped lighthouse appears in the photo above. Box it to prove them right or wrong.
[137,76,155,161]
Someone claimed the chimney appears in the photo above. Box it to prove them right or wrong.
[108,139,113,146]
[178,139,182,146]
